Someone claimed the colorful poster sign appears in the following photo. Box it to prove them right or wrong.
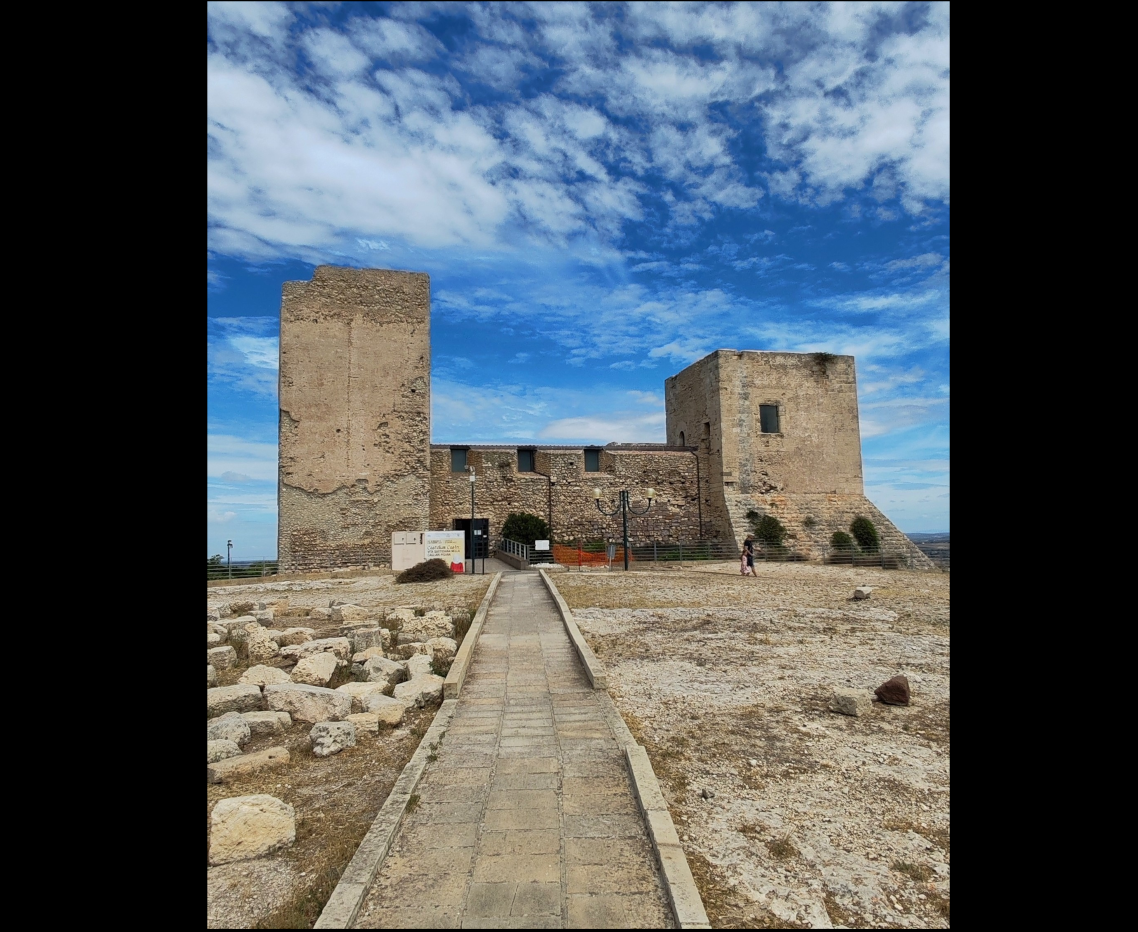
[425,530,466,573]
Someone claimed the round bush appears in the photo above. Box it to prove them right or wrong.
[850,516,880,553]
[830,531,854,551]
[753,514,788,546]
[395,558,454,584]
[501,512,551,546]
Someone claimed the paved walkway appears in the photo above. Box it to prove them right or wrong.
[353,573,674,929]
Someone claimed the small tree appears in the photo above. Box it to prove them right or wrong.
[830,531,854,551]
[501,512,550,547]
[850,516,880,553]
[752,514,788,547]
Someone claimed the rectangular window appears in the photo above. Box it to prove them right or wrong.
[518,449,535,472]
[759,405,780,433]
[584,449,600,472]
[451,448,467,472]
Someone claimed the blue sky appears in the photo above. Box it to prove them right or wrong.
[208,1,950,559]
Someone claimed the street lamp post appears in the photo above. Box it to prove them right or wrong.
[469,469,476,575]
[593,488,655,571]
[227,540,233,579]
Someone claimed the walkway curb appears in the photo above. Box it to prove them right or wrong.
[315,573,502,927]
[537,568,607,689]
[444,572,502,700]
[539,570,711,929]
[314,699,457,929]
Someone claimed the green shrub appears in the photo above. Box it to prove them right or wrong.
[850,516,880,553]
[395,559,454,584]
[830,531,854,551]
[501,512,550,546]
[802,515,817,528]
[752,514,788,546]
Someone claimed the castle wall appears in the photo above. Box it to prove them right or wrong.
[664,354,732,540]
[278,267,431,571]
[428,446,704,544]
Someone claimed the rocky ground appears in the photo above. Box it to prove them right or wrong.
[206,570,493,929]
[554,561,950,929]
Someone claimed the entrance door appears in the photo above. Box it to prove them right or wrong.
[453,518,490,560]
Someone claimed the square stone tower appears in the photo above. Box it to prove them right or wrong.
[278,266,431,571]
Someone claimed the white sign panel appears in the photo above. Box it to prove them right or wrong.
[391,531,425,572]
[534,540,550,551]
[425,530,466,573]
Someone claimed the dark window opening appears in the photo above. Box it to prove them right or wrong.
[679,431,686,447]
[760,405,780,434]
[584,449,600,472]
[518,449,535,472]
[451,448,468,472]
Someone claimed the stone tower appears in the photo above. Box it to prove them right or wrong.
[277,266,431,572]
[665,350,932,567]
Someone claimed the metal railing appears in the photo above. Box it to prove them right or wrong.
[206,559,279,581]
[496,538,530,563]
[553,539,739,569]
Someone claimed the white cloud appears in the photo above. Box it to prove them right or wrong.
[538,412,665,443]
[207,434,278,481]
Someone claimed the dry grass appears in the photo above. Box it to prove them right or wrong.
[686,852,805,929]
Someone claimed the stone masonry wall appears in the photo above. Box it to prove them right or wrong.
[428,446,706,545]
[278,267,431,571]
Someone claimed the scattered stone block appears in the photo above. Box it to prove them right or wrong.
[405,654,434,679]
[263,683,352,723]
[278,627,314,647]
[336,682,391,713]
[349,627,386,654]
[309,606,332,622]
[245,624,279,664]
[331,604,369,623]
[242,711,291,736]
[208,664,217,688]
[208,631,222,647]
[208,646,237,671]
[291,652,338,687]
[362,693,408,724]
[310,721,357,757]
[209,794,295,864]
[207,712,251,746]
[208,747,290,784]
[829,687,872,717]
[389,641,429,661]
[401,610,455,641]
[208,739,243,763]
[239,665,292,689]
[207,609,221,622]
[254,609,275,625]
[393,674,445,709]
[208,684,265,717]
[426,637,457,667]
[351,646,387,664]
[351,655,405,689]
[875,675,911,706]
[280,637,352,665]
[853,586,874,600]
[346,712,380,734]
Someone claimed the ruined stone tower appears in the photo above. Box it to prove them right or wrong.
[278,266,431,572]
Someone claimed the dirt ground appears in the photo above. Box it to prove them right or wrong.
[554,561,950,930]
[206,571,493,929]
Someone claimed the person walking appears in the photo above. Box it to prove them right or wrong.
[743,536,756,578]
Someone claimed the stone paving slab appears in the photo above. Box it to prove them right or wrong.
[350,573,677,929]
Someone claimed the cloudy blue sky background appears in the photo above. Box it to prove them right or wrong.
[208,1,949,560]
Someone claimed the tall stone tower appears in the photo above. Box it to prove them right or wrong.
[666,350,932,567]
[277,266,431,572]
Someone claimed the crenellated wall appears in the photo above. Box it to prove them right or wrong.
[428,445,703,544]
